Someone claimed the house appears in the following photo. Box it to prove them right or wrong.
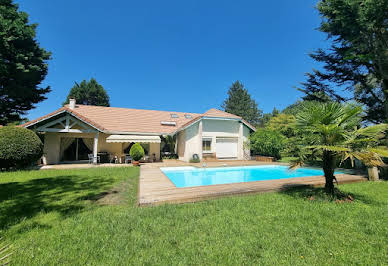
[22,99,255,164]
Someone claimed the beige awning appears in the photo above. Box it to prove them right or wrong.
[106,135,161,143]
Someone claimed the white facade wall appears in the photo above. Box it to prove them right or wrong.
[202,119,240,158]
[43,133,61,164]
[149,143,161,161]
[177,118,252,162]
[178,121,202,162]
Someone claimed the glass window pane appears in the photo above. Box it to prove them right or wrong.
[202,140,211,151]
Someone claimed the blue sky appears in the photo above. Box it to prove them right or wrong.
[16,0,327,119]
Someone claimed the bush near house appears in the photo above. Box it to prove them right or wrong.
[189,157,200,163]
[130,143,145,161]
[161,153,178,160]
[0,126,43,170]
[250,129,286,160]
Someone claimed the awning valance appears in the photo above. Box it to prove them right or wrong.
[106,135,161,143]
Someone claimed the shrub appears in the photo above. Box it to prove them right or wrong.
[130,143,145,161]
[189,154,200,163]
[250,129,286,159]
[161,153,178,160]
[0,126,43,170]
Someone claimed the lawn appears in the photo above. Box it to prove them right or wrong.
[1,167,387,265]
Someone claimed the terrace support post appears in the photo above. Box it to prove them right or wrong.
[75,138,79,161]
[93,132,99,164]
[174,135,178,154]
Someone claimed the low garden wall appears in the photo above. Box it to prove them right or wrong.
[255,155,276,162]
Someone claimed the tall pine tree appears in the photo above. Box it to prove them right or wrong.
[299,0,388,123]
[64,78,110,106]
[222,81,262,126]
[0,0,51,125]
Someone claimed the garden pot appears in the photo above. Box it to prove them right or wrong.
[367,167,379,181]
[132,161,140,166]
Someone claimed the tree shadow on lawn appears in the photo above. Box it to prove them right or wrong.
[279,184,381,206]
[0,175,115,231]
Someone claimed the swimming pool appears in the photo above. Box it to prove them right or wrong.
[161,165,337,188]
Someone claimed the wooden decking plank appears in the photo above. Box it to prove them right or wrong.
[138,162,366,206]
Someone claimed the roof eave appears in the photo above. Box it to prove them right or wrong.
[22,109,67,128]
[23,108,105,132]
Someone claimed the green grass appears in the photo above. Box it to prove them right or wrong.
[1,167,387,265]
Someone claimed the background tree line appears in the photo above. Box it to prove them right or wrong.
[1,0,386,127]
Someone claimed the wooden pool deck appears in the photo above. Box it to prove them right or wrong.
[138,161,366,206]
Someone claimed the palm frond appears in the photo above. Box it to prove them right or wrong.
[0,237,12,265]
[289,159,304,170]
[307,145,350,153]
[368,147,388,158]
[337,105,362,127]
[288,150,309,170]
[356,124,388,138]
[341,152,355,167]
[344,138,377,144]
[352,151,386,167]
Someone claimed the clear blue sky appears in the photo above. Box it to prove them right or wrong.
[16,0,327,119]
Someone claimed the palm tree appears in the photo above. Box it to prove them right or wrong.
[0,237,12,264]
[291,102,388,194]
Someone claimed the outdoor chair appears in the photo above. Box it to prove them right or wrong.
[88,154,100,164]
[144,155,150,162]
[109,154,118,164]
[124,155,132,164]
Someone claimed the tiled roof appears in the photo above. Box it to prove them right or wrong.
[22,105,256,134]
[203,108,241,119]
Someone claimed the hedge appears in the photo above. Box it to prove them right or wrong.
[0,126,43,170]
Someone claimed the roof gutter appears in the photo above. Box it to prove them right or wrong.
[103,131,166,136]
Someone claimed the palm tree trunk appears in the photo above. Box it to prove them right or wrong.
[322,151,336,194]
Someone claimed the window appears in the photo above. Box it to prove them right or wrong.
[184,114,192,119]
[202,139,211,152]
[160,121,176,126]
[170,113,179,118]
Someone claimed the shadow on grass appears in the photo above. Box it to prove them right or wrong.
[0,175,115,231]
[279,184,381,205]
[79,190,119,201]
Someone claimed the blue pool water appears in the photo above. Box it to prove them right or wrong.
[161,165,337,188]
